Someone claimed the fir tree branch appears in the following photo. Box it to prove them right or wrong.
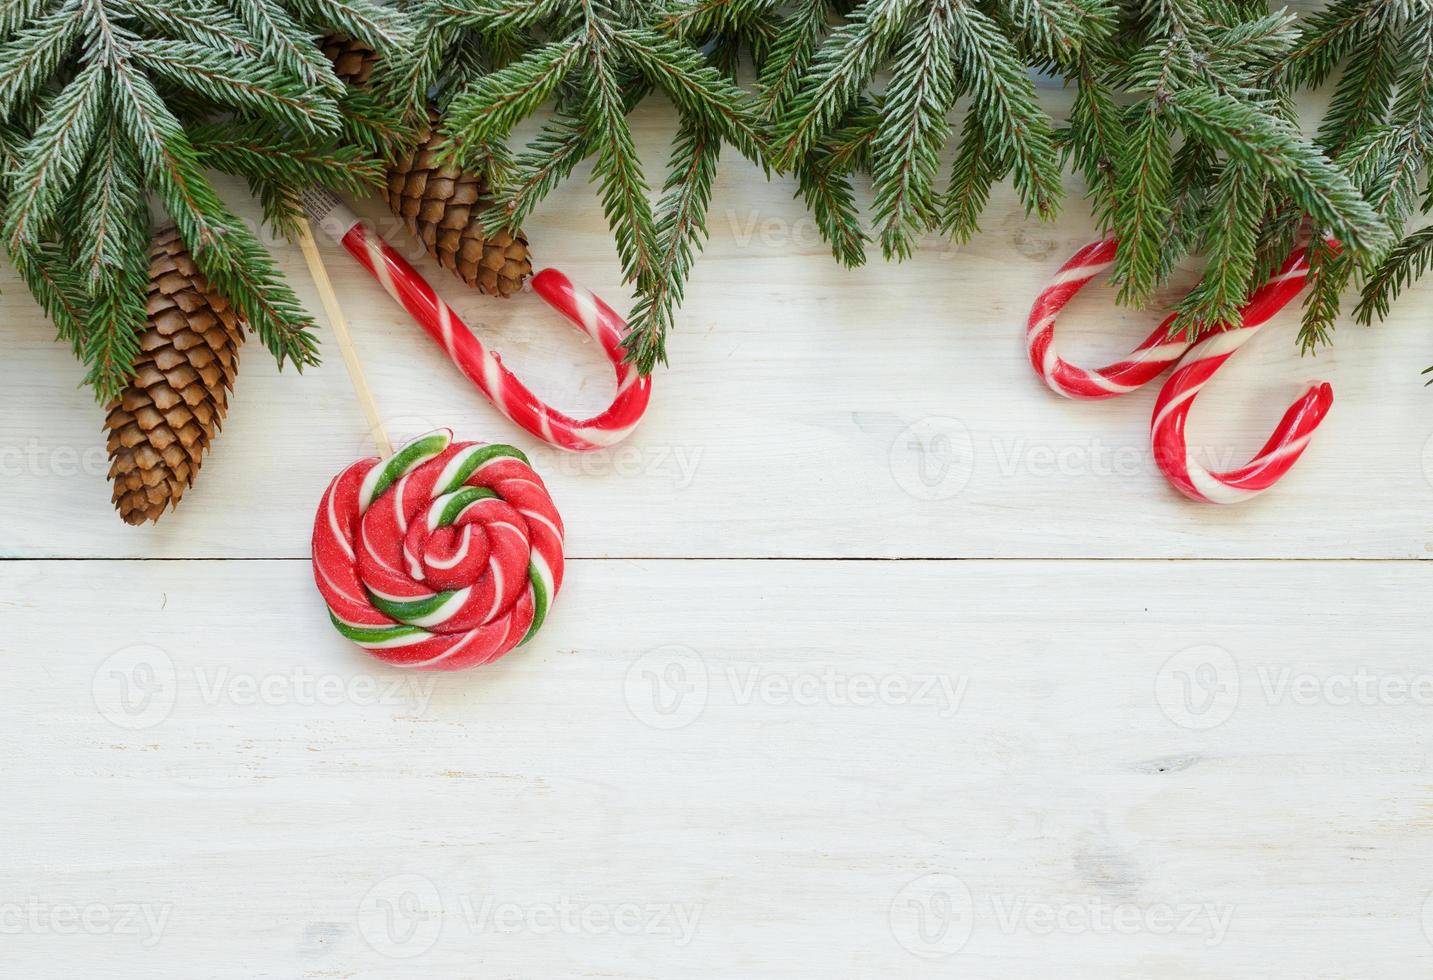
[755,0,826,120]
[229,0,344,94]
[1005,0,1101,66]
[480,112,592,234]
[796,149,869,267]
[1109,106,1172,306]
[110,54,230,254]
[188,209,322,372]
[0,2,82,119]
[626,119,721,370]
[443,37,584,142]
[1171,160,1262,332]
[3,62,106,250]
[776,0,917,164]
[948,0,1062,221]
[8,240,90,357]
[611,25,768,165]
[1,0,54,39]
[426,0,565,33]
[1275,0,1376,88]
[128,39,344,137]
[285,0,411,54]
[1298,233,1351,351]
[1062,61,1120,219]
[115,0,256,55]
[1163,87,1391,256]
[1315,16,1397,155]
[1354,224,1433,325]
[74,107,146,287]
[581,26,659,290]
[869,0,959,258]
[941,112,1001,243]
[188,120,383,195]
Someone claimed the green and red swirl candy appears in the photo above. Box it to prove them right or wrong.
[312,429,564,669]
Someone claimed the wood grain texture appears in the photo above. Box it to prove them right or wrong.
[3,559,1431,978]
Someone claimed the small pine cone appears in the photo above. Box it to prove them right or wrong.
[105,227,245,525]
[320,34,378,87]
[386,113,534,297]
[318,34,533,297]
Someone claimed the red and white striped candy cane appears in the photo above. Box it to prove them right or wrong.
[1151,245,1333,504]
[301,188,651,452]
[1027,239,1197,399]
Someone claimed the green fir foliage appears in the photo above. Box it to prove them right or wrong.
[0,0,413,401]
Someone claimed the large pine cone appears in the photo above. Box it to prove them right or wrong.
[322,34,533,297]
[105,227,244,525]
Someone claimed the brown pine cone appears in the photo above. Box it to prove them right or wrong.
[105,227,244,525]
[320,34,533,297]
[320,34,377,86]
[386,112,534,297]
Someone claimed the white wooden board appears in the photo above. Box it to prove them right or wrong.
[3,559,1432,977]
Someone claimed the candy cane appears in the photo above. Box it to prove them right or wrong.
[1027,239,1197,399]
[301,188,651,452]
[1151,245,1332,504]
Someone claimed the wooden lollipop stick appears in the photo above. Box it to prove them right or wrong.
[294,216,393,457]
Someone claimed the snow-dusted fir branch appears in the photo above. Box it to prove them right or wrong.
[0,0,415,400]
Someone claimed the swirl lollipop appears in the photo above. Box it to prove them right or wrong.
[293,202,578,668]
[311,429,563,669]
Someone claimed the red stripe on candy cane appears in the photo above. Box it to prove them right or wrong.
[339,222,651,452]
[1026,239,1197,399]
[1150,246,1333,504]
[301,187,652,453]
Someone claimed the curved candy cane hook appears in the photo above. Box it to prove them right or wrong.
[301,188,651,452]
[1151,245,1333,503]
[1026,239,1196,399]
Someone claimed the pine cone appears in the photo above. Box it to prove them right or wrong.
[105,227,244,525]
[321,34,377,87]
[387,112,534,297]
[322,35,534,297]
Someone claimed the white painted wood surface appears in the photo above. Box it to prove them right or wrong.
[3,89,1433,977]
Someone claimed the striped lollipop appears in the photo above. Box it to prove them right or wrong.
[312,429,564,669]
